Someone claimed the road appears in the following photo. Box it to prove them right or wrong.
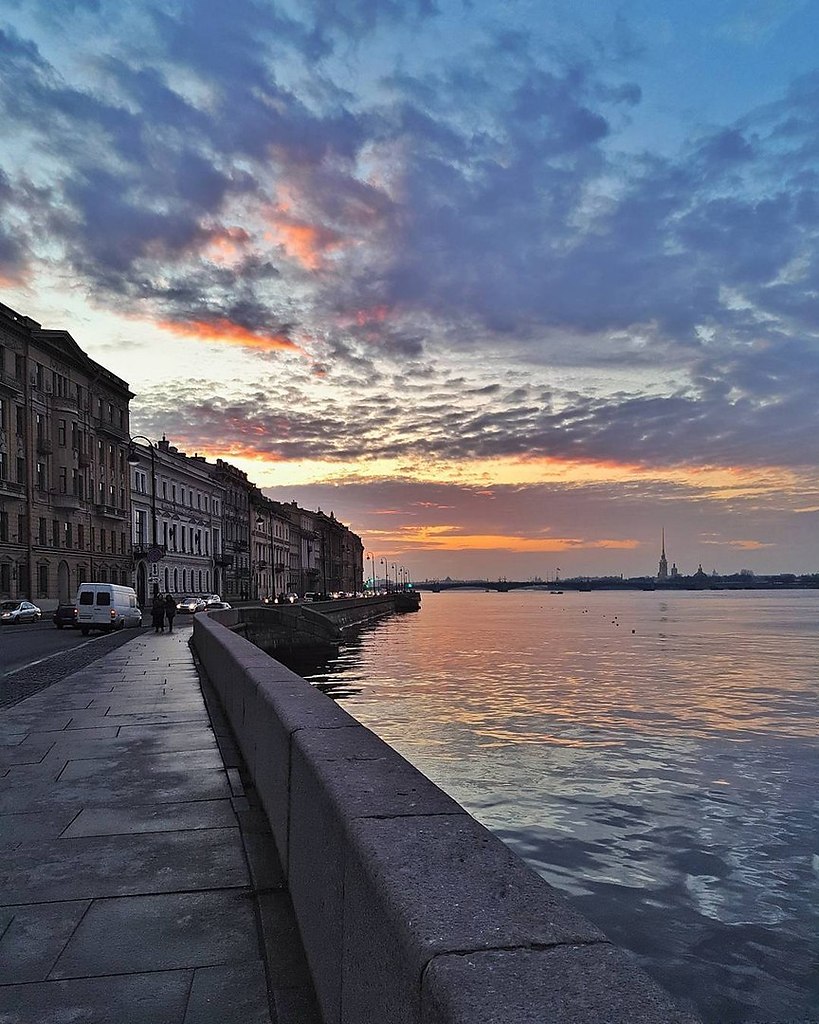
[0,619,102,678]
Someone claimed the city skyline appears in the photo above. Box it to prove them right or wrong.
[1,1,818,579]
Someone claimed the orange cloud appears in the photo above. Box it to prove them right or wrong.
[366,524,639,553]
[264,204,343,270]
[156,318,299,353]
[204,227,250,264]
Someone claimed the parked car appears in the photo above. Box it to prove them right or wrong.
[0,600,42,625]
[201,594,222,608]
[176,595,206,613]
[53,604,78,629]
[205,601,232,610]
[76,583,142,635]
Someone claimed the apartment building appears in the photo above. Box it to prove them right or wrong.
[129,438,224,605]
[0,302,133,607]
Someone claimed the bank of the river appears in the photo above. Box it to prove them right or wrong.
[301,589,819,1024]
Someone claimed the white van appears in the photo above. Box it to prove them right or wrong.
[76,583,142,635]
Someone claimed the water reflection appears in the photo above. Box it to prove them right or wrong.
[302,590,819,1023]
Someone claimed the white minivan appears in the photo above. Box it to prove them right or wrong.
[76,583,143,635]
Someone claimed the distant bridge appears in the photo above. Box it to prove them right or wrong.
[413,580,594,593]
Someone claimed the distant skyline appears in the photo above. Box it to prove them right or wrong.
[1,1,818,579]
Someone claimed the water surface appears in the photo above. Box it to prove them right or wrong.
[302,590,819,1023]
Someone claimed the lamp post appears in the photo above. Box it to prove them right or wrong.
[366,552,375,593]
[391,563,397,590]
[380,557,388,593]
[127,436,160,599]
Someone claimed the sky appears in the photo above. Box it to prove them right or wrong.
[1,0,818,580]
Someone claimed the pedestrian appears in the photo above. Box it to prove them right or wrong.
[151,593,165,634]
[164,593,177,633]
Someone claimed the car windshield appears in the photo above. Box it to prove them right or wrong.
[1,601,18,611]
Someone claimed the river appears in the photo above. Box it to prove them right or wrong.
[297,589,819,1023]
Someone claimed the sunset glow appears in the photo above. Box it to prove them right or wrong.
[156,319,300,353]
[2,1,817,578]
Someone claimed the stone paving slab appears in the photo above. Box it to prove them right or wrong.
[62,798,237,838]
[0,972,194,1024]
[49,890,261,978]
[0,627,322,1024]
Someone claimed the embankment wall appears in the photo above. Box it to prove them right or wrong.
[192,611,698,1024]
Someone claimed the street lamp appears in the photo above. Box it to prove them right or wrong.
[391,563,398,590]
[366,552,375,593]
[380,557,388,593]
[127,435,160,598]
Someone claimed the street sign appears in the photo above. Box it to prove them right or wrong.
[147,544,165,562]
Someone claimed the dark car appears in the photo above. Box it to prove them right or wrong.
[53,604,78,629]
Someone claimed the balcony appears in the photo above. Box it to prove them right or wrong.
[0,478,25,496]
[93,502,127,520]
[36,436,53,455]
[92,416,128,441]
[0,370,24,396]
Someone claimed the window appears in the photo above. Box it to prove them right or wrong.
[0,451,6,480]
[36,462,46,490]
[38,518,46,545]
[17,515,25,543]
[78,524,84,550]
[0,397,5,429]
[64,523,72,549]
[16,405,24,435]
[120,532,126,554]
[96,591,110,606]
[37,564,48,597]
[0,563,10,594]
[0,511,7,542]
[52,520,60,547]
[17,457,24,484]
[15,353,23,380]
[59,467,67,493]
[99,528,106,552]
[58,419,66,446]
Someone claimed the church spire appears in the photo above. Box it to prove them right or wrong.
[658,529,668,579]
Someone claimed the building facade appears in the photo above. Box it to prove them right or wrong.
[1,303,365,609]
[211,459,253,601]
[130,438,224,606]
[0,303,133,607]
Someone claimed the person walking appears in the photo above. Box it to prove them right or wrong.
[151,593,165,634]
[164,593,177,633]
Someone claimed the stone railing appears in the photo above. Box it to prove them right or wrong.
[192,612,698,1024]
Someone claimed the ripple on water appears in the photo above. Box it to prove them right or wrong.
[302,590,819,1023]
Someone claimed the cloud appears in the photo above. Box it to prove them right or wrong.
[3,1,819,534]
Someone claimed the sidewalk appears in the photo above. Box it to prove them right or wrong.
[0,624,321,1024]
